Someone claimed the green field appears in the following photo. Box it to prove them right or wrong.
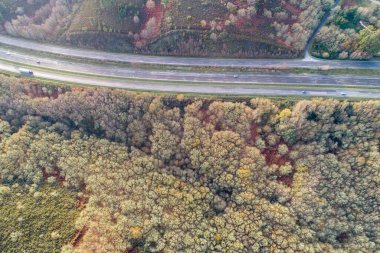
[0,184,79,253]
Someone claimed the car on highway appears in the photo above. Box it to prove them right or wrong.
[19,68,34,76]
[340,92,347,96]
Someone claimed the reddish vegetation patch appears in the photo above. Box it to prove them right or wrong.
[344,0,357,7]
[200,108,212,125]
[278,173,294,187]
[135,3,164,46]
[77,195,87,210]
[71,87,87,93]
[250,123,258,143]
[71,226,88,248]
[261,143,295,187]
[42,167,66,186]
[284,2,301,16]
[234,17,263,34]
[126,247,140,253]
[145,3,164,34]
[225,0,300,47]
[21,81,64,99]
[275,37,293,49]
[262,146,288,166]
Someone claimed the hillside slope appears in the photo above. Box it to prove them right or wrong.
[1,0,334,58]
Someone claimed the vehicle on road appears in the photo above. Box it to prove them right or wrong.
[340,92,347,96]
[302,90,306,94]
[233,75,239,78]
[19,68,34,76]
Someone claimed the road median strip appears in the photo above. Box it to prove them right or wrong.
[0,57,379,92]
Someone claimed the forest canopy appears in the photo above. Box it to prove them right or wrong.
[0,75,379,252]
[312,0,380,59]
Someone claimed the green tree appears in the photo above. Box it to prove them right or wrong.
[358,26,380,55]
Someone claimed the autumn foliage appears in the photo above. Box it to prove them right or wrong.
[0,76,379,252]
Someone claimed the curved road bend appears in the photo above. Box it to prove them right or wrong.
[0,50,379,88]
[0,35,379,69]
[304,0,339,60]
[0,62,379,98]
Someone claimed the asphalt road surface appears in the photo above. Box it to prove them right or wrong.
[303,0,340,60]
[0,35,380,69]
[0,50,379,88]
[0,36,379,98]
[1,62,379,98]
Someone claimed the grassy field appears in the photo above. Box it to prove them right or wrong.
[0,183,79,253]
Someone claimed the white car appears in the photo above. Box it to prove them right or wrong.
[19,68,34,76]
[340,92,347,96]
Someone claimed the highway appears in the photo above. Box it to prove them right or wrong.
[1,50,379,87]
[0,35,380,69]
[1,62,378,98]
[0,35,379,98]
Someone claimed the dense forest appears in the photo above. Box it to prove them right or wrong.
[312,0,380,59]
[0,75,379,252]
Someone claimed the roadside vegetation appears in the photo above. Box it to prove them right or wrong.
[0,0,49,24]
[312,0,380,59]
[0,0,80,41]
[0,75,379,252]
[1,0,334,58]
[1,0,379,59]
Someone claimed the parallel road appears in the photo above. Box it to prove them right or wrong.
[1,62,378,98]
[0,35,380,69]
[0,36,379,98]
[0,50,379,88]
